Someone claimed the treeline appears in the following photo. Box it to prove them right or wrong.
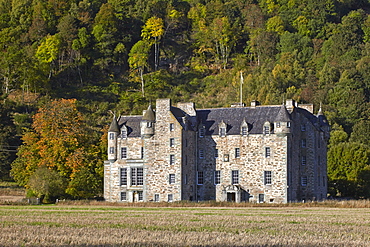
[1,0,370,199]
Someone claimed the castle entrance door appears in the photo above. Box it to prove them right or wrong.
[227,192,236,202]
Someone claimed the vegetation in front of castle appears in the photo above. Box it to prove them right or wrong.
[1,0,370,201]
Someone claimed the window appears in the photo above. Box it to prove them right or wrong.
[199,149,204,159]
[120,192,126,201]
[199,127,205,137]
[131,167,143,186]
[258,194,264,203]
[265,147,271,158]
[138,191,143,201]
[301,156,306,165]
[169,123,174,131]
[301,176,307,186]
[120,168,127,186]
[121,147,127,159]
[147,122,152,128]
[220,127,226,137]
[264,125,270,134]
[214,170,221,184]
[215,149,218,158]
[235,148,240,158]
[168,194,173,202]
[264,171,272,185]
[141,147,144,159]
[169,174,175,184]
[232,170,239,184]
[170,138,175,147]
[154,194,159,202]
[109,133,115,140]
[184,174,188,185]
[109,147,115,154]
[287,121,291,128]
[170,155,175,165]
[276,122,281,128]
[241,126,248,136]
[121,128,127,138]
[301,124,306,131]
[197,171,204,185]
[301,139,307,148]
[223,154,229,162]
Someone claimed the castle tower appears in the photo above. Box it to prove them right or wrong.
[108,115,119,161]
[317,106,330,141]
[141,105,155,138]
[274,104,291,136]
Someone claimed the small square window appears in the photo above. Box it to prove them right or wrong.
[232,170,239,184]
[138,191,143,201]
[169,174,175,184]
[235,148,240,158]
[199,127,205,137]
[265,147,271,158]
[301,176,308,186]
[121,147,127,159]
[276,122,281,128]
[109,133,115,140]
[197,171,204,185]
[264,171,272,185]
[301,156,306,165]
[109,147,115,154]
[170,155,175,165]
[199,149,204,159]
[223,154,229,162]
[120,192,126,201]
[301,139,307,148]
[214,170,221,184]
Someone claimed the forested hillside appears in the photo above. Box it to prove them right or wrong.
[1,0,370,199]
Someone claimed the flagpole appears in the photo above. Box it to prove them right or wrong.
[240,71,243,105]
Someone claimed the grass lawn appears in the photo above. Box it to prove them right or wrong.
[1,204,370,246]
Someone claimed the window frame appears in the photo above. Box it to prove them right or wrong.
[301,139,307,148]
[120,168,127,186]
[170,154,175,165]
[231,170,239,185]
[197,171,204,185]
[170,138,175,147]
[169,123,174,131]
[264,171,272,185]
[199,127,205,137]
[241,126,248,136]
[121,147,127,159]
[131,167,144,186]
[214,170,221,185]
[169,174,175,184]
[154,194,159,202]
[301,155,307,165]
[199,149,204,159]
[265,147,271,158]
[109,147,115,154]
[138,191,143,201]
[109,133,115,140]
[168,194,173,202]
[235,148,240,158]
[301,176,308,186]
[120,192,127,201]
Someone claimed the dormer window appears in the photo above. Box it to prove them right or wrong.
[240,119,249,136]
[219,120,227,137]
[121,126,127,138]
[263,122,271,135]
[199,126,205,137]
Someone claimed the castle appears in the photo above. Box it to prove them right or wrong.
[104,99,329,203]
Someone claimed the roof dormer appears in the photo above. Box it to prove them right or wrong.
[219,120,227,137]
[240,119,249,136]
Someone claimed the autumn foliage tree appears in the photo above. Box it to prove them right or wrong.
[11,99,103,201]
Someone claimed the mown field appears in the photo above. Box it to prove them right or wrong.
[1,204,370,247]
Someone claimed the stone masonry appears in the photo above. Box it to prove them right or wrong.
[104,99,329,203]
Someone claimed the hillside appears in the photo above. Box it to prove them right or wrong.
[1,0,370,198]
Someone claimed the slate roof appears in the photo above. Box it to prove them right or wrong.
[196,106,283,135]
[115,104,323,137]
[108,116,120,133]
[118,115,142,137]
[142,105,155,121]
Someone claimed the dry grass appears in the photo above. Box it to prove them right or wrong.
[1,204,369,246]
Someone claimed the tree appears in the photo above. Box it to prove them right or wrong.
[141,16,164,71]
[11,99,103,199]
[128,40,151,97]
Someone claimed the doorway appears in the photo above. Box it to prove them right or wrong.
[227,192,236,202]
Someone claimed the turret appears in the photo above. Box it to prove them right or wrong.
[141,105,155,138]
[274,104,291,136]
[108,115,119,161]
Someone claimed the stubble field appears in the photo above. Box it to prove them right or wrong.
[1,204,370,246]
